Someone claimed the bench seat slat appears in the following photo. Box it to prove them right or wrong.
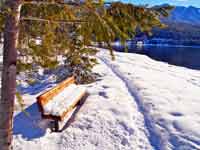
[37,76,75,106]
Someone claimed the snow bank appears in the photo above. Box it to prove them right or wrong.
[98,49,200,150]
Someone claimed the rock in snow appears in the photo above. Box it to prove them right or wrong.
[12,49,200,150]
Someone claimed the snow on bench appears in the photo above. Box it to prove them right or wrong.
[43,84,86,116]
[37,76,87,131]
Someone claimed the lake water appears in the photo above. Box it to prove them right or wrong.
[113,44,200,70]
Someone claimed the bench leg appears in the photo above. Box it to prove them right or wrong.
[54,120,68,132]
[49,120,60,132]
[54,121,60,132]
[49,120,62,132]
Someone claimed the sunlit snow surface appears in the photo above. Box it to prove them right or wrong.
[13,55,153,150]
[11,48,200,150]
[98,49,200,150]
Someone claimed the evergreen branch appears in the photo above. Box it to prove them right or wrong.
[23,0,82,6]
[22,0,111,6]
[20,16,87,23]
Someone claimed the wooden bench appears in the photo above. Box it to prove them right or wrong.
[37,76,87,131]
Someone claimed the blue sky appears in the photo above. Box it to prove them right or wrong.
[107,0,200,7]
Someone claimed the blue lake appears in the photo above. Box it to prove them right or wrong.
[113,44,200,70]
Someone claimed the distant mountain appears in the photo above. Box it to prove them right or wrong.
[163,5,200,25]
[149,21,200,46]
[144,5,200,46]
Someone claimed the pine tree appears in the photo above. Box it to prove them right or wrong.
[0,1,172,149]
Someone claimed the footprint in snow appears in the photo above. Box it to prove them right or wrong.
[102,85,110,89]
[98,91,109,99]
[170,112,183,117]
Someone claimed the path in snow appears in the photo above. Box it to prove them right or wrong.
[13,59,154,150]
[98,56,165,150]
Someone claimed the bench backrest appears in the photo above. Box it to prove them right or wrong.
[37,76,75,107]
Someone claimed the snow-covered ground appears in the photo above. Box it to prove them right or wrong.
[13,58,153,150]
[98,49,200,150]
[0,46,199,150]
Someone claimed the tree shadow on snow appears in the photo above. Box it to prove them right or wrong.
[17,80,54,95]
[13,103,50,140]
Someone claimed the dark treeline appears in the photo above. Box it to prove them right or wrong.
[147,21,200,46]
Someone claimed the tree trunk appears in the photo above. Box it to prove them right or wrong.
[0,1,22,150]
